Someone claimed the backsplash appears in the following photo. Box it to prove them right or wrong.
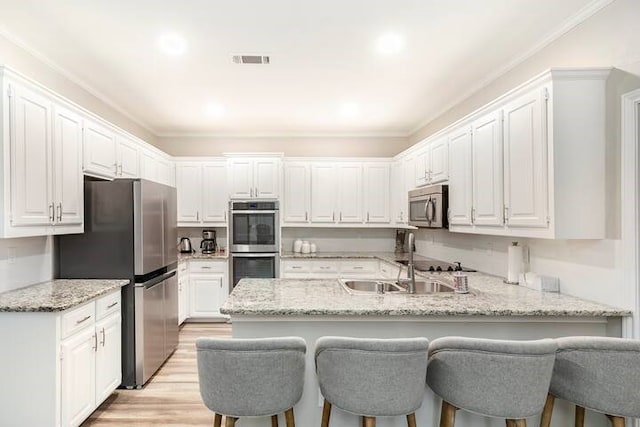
[0,236,53,293]
[281,228,395,253]
[177,227,228,253]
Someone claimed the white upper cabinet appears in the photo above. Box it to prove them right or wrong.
[228,157,280,199]
[83,119,116,180]
[337,163,363,223]
[53,105,84,227]
[472,110,504,227]
[503,87,548,228]
[283,162,310,224]
[9,83,53,227]
[447,125,473,226]
[115,136,139,179]
[414,147,429,187]
[363,163,390,223]
[176,161,227,226]
[414,139,449,187]
[310,163,337,223]
[139,149,158,182]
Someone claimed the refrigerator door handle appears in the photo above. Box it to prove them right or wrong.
[135,270,177,289]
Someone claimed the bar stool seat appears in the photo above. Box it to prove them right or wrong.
[540,336,640,427]
[426,336,557,427]
[196,337,306,427]
[315,336,430,427]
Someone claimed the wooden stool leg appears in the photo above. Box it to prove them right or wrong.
[506,421,515,427]
[284,408,295,427]
[514,421,526,427]
[214,413,222,427]
[540,394,555,427]
[321,400,331,427]
[362,417,366,427]
[406,412,417,427]
[575,406,585,427]
[271,414,278,427]
[440,401,457,427]
[224,416,237,427]
[608,416,626,427]
[363,417,376,427]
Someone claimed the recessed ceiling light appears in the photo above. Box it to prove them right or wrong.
[340,102,360,118]
[157,33,187,56]
[375,33,405,55]
[205,103,225,118]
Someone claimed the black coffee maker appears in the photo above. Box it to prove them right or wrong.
[200,229,217,254]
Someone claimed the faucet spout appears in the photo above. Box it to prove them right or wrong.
[407,232,416,294]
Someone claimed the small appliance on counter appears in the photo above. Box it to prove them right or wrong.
[178,237,194,253]
[201,229,217,254]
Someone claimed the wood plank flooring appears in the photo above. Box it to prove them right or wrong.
[82,323,232,426]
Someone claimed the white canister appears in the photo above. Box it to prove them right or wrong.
[310,243,317,253]
[301,241,311,254]
[293,239,303,253]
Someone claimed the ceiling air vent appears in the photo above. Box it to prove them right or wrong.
[232,55,270,65]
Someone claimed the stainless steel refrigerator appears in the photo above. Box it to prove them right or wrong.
[56,178,178,388]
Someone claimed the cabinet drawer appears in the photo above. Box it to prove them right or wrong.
[62,302,96,339]
[189,261,227,274]
[96,291,121,320]
[339,260,378,274]
[282,261,311,273]
[310,261,338,274]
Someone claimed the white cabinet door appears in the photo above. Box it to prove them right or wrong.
[390,161,403,224]
[448,126,473,226]
[83,120,116,179]
[140,150,157,182]
[178,275,189,325]
[283,162,310,223]
[156,159,172,186]
[503,88,548,228]
[228,159,253,199]
[189,273,223,317]
[472,111,504,226]
[116,137,139,178]
[95,313,121,404]
[61,327,96,427]
[9,83,53,226]
[311,164,337,223]
[337,164,363,223]
[414,147,428,187]
[53,106,83,226]
[176,163,202,224]
[364,163,390,223]
[254,159,279,198]
[430,138,449,183]
[202,162,227,223]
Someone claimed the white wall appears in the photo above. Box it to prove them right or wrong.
[281,228,396,253]
[0,236,53,293]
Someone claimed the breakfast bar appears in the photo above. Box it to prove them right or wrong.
[221,272,630,427]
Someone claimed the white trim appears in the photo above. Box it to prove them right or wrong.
[407,0,616,136]
[621,88,640,343]
[155,131,409,138]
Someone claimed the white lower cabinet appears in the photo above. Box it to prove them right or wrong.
[94,312,122,403]
[61,326,96,427]
[180,260,229,320]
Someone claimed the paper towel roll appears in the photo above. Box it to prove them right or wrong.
[506,242,523,284]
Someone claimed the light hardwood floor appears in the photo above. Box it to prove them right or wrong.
[83,323,232,426]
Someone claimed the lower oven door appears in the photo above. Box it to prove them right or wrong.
[231,253,279,287]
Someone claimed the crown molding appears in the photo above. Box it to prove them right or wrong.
[155,131,410,139]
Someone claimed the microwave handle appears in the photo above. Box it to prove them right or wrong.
[424,198,432,222]
[431,197,437,223]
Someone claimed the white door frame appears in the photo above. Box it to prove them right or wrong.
[621,88,640,342]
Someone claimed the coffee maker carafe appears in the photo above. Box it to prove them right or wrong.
[200,229,217,255]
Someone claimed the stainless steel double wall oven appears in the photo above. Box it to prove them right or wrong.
[229,200,280,287]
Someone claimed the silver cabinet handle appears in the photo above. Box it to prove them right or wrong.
[76,315,92,325]
[332,212,335,222]
[93,333,98,351]
[118,164,123,176]
[49,204,54,223]
[57,203,62,222]
[291,266,302,269]
[367,212,370,222]
[107,301,118,309]
[305,211,308,221]
[113,162,118,175]
[353,266,364,270]
[100,328,106,347]
[196,211,199,221]
[504,206,509,224]
[340,212,343,222]
[201,266,212,269]
[255,187,259,197]
[471,207,476,224]
[250,188,254,198]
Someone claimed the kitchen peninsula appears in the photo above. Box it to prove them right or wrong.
[221,258,629,427]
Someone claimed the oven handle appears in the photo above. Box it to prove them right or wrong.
[230,210,278,214]
[231,253,279,258]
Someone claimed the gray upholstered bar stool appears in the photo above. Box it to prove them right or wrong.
[196,337,306,427]
[540,336,640,427]
[426,337,557,427]
[314,336,430,427]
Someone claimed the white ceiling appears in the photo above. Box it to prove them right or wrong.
[0,0,606,137]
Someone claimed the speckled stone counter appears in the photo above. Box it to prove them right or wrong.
[178,252,228,261]
[281,251,414,260]
[221,275,630,317]
[0,279,129,312]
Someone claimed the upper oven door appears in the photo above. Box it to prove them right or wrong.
[230,209,279,252]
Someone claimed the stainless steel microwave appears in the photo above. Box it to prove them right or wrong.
[408,185,449,228]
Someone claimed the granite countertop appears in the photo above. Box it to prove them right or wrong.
[221,273,631,318]
[0,279,129,312]
[178,252,228,260]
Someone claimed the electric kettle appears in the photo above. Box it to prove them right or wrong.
[178,237,194,253]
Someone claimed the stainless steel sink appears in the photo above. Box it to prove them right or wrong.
[340,279,456,295]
